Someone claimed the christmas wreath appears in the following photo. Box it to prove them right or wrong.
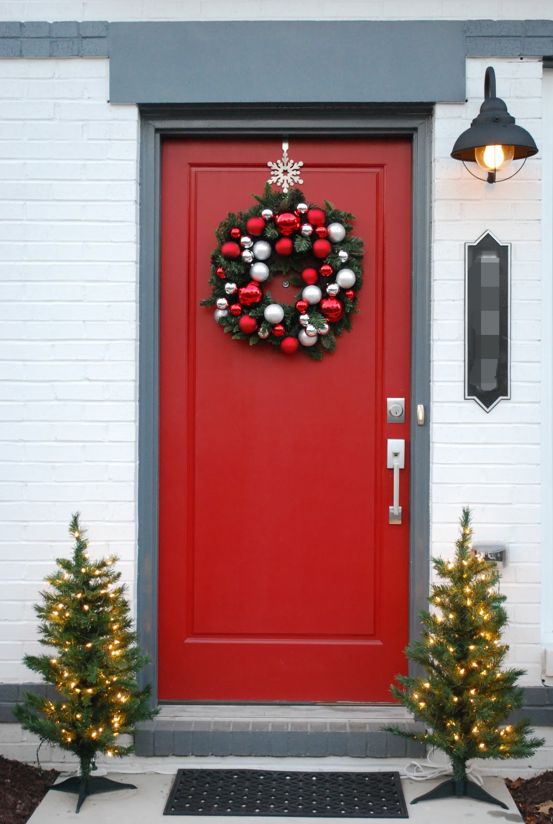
[201,185,364,359]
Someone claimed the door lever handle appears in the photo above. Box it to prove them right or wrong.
[387,439,405,525]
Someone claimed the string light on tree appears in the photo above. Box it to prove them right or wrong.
[15,514,157,813]
[386,508,543,809]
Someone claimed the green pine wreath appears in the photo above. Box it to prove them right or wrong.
[201,185,364,359]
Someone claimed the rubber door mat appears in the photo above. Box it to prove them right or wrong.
[164,769,408,818]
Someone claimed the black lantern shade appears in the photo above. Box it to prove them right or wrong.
[451,67,538,183]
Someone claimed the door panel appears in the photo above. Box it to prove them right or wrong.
[158,138,411,701]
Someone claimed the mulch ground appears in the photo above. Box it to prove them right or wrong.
[507,772,553,823]
[0,756,58,824]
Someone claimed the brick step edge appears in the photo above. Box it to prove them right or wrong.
[135,720,426,758]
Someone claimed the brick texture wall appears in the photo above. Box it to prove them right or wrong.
[0,58,546,684]
[0,58,138,682]
[0,18,550,770]
[432,57,544,684]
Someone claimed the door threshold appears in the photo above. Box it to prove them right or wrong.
[156,703,411,723]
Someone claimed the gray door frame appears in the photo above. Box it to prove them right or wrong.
[138,105,432,705]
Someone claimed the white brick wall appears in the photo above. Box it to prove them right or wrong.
[0,60,547,682]
[0,31,551,772]
[0,58,138,682]
[432,57,544,684]
[0,0,552,21]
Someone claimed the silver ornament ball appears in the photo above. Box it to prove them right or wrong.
[216,297,229,310]
[214,309,228,322]
[263,303,284,324]
[296,202,308,214]
[305,324,318,337]
[299,329,318,347]
[301,223,313,237]
[241,249,254,263]
[338,249,349,263]
[252,240,272,261]
[326,283,340,297]
[319,322,330,336]
[299,313,310,327]
[250,262,270,282]
[327,222,346,243]
[240,235,253,249]
[336,268,356,289]
[258,326,270,339]
[261,208,273,220]
[302,285,322,305]
[224,282,238,295]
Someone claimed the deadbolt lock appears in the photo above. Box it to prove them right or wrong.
[387,398,405,424]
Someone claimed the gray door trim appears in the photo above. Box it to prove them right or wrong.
[138,106,432,705]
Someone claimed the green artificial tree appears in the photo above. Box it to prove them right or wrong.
[388,508,543,809]
[15,514,156,812]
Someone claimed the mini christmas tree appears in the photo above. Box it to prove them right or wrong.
[388,508,543,808]
[15,514,156,812]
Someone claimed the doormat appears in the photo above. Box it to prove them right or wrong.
[164,769,408,818]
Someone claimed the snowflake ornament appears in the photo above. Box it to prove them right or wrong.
[267,141,304,194]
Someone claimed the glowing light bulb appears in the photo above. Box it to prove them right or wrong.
[475,144,514,173]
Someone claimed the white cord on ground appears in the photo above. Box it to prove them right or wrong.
[402,750,484,787]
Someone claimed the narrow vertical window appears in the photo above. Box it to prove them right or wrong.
[465,232,510,411]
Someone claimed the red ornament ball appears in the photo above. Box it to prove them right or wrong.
[221,241,241,259]
[296,299,309,313]
[319,264,333,278]
[272,324,285,337]
[307,208,326,227]
[301,267,318,285]
[246,216,265,236]
[230,227,241,239]
[238,281,263,306]
[315,226,328,239]
[276,212,301,236]
[275,237,294,256]
[321,297,344,322]
[281,336,299,355]
[216,266,226,278]
[239,315,258,334]
[312,238,332,259]
[230,304,242,316]
[345,289,356,300]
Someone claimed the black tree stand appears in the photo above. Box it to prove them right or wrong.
[411,775,508,810]
[50,774,137,813]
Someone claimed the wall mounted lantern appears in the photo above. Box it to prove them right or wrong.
[451,66,538,183]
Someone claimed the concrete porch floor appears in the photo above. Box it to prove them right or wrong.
[27,763,522,824]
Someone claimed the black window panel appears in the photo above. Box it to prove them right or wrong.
[466,233,509,411]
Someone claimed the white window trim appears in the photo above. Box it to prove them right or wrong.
[542,67,553,645]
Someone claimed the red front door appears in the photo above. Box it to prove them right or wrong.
[158,137,411,702]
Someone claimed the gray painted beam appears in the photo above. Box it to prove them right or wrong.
[109,21,466,104]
